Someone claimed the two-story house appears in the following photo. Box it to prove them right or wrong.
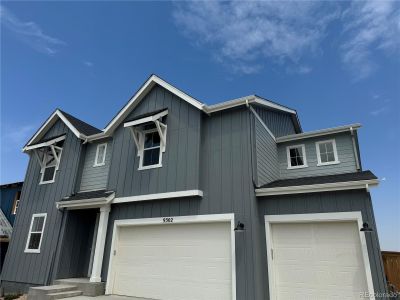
[1,75,386,299]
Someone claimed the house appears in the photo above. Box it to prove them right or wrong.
[0,181,23,273]
[0,75,387,299]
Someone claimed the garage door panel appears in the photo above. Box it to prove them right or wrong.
[270,221,370,299]
[111,221,232,300]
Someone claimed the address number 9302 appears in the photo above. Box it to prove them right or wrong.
[163,217,174,223]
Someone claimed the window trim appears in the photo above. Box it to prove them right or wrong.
[38,146,63,185]
[11,191,21,215]
[315,139,340,166]
[93,143,107,167]
[286,144,308,169]
[138,128,163,170]
[25,213,47,253]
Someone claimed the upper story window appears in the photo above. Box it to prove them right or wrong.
[39,141,63,184]
[287,144,307,169]
[94,143,107,167]
[12,191,21,215]
[316,139,340,166]
[124,108,168,171]
[25,213,47,253]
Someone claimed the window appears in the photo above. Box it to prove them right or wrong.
[140,129,162,169]
[94,143,107,167]
[316,139,340,166]
[38,140,63,184]
[287,144,308,169]
[12,191,21,215]
[25,213,47,253]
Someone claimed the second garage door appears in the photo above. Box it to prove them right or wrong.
[109,221,232,300]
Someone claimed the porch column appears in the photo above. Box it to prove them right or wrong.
[90,204,111,283]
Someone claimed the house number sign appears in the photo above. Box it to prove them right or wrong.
[163,217,174,223]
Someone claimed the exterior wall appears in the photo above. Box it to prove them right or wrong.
[101,107,264,300]
[79,140,112,191]
[1,119,83,290]
[278,132,358,179]
[107,85,201,196]
[253,106,296,137]
[253,114,279,187]
[0,185,22,226]
[257,190,387,299]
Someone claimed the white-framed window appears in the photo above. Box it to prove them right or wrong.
[138,128,163,170]
[316,139,340,166]
[94,143,107,167]
[25,213,47,253]
[11,191,21,215]
[37,141,63,185]
[286,144,308,169]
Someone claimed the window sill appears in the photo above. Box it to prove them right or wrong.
[39,180,55,185]
[24,249,40,254]
[93,163,106,167]
[287,165,308,170]
[317,161,340,167]
[138,163,162,171]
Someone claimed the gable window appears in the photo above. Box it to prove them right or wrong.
[94,143,107,167]
[25,213,47,253]
[287,144,307,169]
[12,191,21,215]
[124,108,168,170]
[316,139,340,166]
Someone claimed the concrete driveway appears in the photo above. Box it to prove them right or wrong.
[72,296,152,300]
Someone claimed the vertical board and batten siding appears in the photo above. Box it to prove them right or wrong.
[257,190,387,298]
[79,140,112,191]
[107,85,201,197]
[102,106,265,300]
[254,115,279,187]
[1,119,83,291]
[253,106,296,137]
[278,132,358,179]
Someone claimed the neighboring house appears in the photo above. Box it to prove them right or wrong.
[0,182,23,272]
[0,75,387,299]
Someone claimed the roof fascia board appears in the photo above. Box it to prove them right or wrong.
[276,124,362,143]
[103,75,204,135]
[255,179,379,196]
[24,135,66,151]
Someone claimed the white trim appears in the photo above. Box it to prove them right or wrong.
[56,192,115,210]
[286,144,308,169]
[123,109,168,128]
[315,139,340,166]
[276,123,362,143]
[24,213,47,253]
[264,212,375,300]
[24,135,66,151]
[255,179,379,196]
[93,143,107,167]
[105,213,236,300]
[23,110,89,151]
[137,128,163,170]
[112,189,203,204]
[39,146,63,185]
[249,106,276,141]
[350,126,361,170]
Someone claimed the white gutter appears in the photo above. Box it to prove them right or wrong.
[276,123,362,143]
[255,179,379,196]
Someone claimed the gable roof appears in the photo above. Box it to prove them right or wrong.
[23,109,101,151]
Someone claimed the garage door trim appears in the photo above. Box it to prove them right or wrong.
[106,213,236,300]
[264,212,375,300]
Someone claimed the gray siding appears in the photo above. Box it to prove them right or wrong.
[107,85,201,196]
[254,106,296,137]
[278,132,358,179]
[257,190,387,299]
[101,107,264,300]
[254,115,279,186]
[1,119,83,288]
[79,141,112,191]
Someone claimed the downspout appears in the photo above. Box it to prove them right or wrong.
[350,127,361,170]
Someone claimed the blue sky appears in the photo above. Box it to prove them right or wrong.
[1,1,399,250]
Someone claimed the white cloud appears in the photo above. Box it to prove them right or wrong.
[0,5,65,55]
[370,106,388,116]
[84,61,94,67]
[1,124,35,153]
[173,1,339,74]
[341,1,400,80]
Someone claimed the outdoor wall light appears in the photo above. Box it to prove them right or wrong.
[360,222,374,232]
[234,221,245,232]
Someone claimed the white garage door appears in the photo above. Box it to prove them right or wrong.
[110,221,232,300]
[269,221,370,299]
